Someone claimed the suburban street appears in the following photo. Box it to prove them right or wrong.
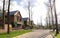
[13,29,54,38]
[0,0,60,38]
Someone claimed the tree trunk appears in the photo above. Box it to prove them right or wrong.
[7,0,10,34]
[2,0,5,29]
[53,0,59,36]
[49,0,54,31]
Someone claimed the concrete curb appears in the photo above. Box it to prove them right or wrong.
[52,34,56,38]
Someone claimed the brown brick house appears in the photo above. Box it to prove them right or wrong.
[0,10,22,31]
[6,10,22,28]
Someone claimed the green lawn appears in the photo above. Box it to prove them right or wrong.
[0,30,32,38]
[53,32,60,38]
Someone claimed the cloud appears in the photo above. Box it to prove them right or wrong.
[0,0,29,17]
[10,1,28,18]
[0,0,9,10]
[0,0,3,9]
[10,0,47,25]
[0,0,60,25]
[32,0,47,25]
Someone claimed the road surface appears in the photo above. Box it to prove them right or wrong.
[13,29,54,38]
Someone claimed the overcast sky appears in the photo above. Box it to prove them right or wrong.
[0,0,60,25]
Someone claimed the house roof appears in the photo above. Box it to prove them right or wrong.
[22,17,28,21]
[6,10,19,16]
[0,10,20,16]
[9,11,17,15]
[0,10,22,19]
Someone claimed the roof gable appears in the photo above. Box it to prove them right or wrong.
[0,10,22,17]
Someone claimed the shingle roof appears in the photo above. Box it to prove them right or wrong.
[10,11,17,15]
[7,11,17,15]
[0,11,18,16]
[22,17,28,21]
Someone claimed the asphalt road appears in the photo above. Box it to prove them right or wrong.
[13,29,53,38]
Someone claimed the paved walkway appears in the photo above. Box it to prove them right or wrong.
[45,35,53,38]
[13,29,54,38]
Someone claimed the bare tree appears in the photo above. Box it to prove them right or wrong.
[2,0,5,29]
[53,0,59,35]
[7,0,10,34]
[48,8,51,29]
[46,5,51,29]
[49,0,54,31]
[44,2,52,29]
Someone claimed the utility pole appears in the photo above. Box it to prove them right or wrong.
[46,16,48,28]
[30,7,33,28]
[53,0,59,36]
[49,0,54,31]
[37,19,38,25]
[7,0,10,34]
[47,6,51,29]
[3,0,5,29]
[40,17,42,27]
[40,17,43,29]
[28,1,30,25]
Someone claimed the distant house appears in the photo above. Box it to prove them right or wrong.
[0,13,4,29]
[22,17,34,29]
[22,17,29,29]
[22,17,29,26]
[0,13,3,25]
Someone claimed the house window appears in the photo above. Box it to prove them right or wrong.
[17,16,21,22]
[17,16,18,21]
[20,18,21,21]
[17,16,20,22]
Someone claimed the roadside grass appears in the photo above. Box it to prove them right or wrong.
[53,32,60,38]
[0,29,32,38]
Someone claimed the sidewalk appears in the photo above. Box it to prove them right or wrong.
[45,35,54,38]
